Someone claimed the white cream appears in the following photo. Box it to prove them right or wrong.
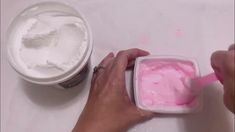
[12,12,88,78]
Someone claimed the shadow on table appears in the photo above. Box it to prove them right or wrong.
[21,75,90,109]
[180,84,233,132]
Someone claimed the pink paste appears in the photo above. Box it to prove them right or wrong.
[138,59,197,108]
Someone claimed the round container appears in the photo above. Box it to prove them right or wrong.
[6,2,93,88]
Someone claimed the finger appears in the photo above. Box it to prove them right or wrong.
[133,108,155,123]
[138,108,155,119]
[211,51,227,83]
[127,60,135,68]
[114,48,149,73]
[96,52,114,77]
[228,44,235,51]
[96,52,114,76]
[92,52,114,83]
[99,52,115,67]
[223,51,235,77]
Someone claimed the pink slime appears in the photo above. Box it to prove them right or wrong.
[138,59,197,108]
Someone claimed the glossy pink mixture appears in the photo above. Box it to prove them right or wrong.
[138,59,197,108]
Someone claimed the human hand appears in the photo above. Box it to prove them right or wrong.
[211,44,235,113]
[73,49,154,132]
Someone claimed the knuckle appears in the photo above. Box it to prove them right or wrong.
[131,48,140,51]
[117,50,126,57]
[211,51,221,62]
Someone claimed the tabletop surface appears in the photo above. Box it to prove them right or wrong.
[1,0,234,132]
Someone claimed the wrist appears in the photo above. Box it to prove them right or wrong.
[73,123,126,132]
[73,117,128,132]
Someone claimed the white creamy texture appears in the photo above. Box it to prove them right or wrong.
[13,12,88,78]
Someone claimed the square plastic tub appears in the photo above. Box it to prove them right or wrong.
[133,56,203,114]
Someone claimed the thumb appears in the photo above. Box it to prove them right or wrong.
[211,50,227,83]
[134,108,155,122]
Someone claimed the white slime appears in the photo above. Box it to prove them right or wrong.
[11,12,88,78]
